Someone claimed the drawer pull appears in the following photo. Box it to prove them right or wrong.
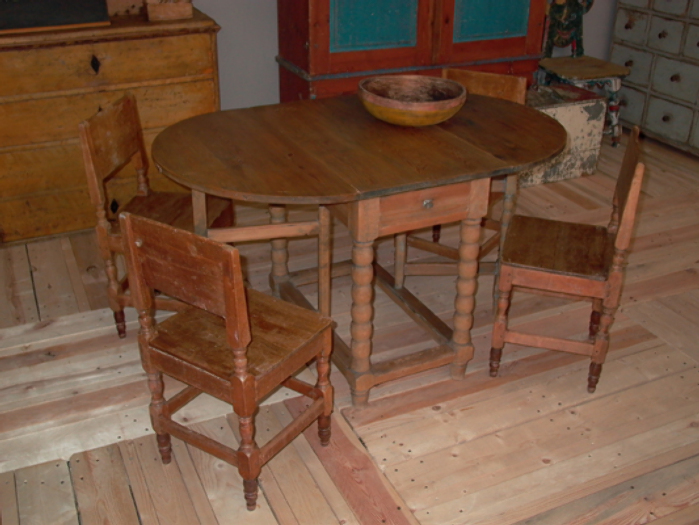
[625,59,634,67]
[422,198,434,209]
[670,74,681,82]
[624,21,634,30]
[658,30,668,39]
[662,114,672,123]
[91,55,101,74]
[619,98,628,107]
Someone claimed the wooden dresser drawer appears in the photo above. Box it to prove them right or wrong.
[614,8,650,45]
[644,96,693,142]
[647,16,684,54]
[610,44,653,86]
[0,81,215,147]
[0,33,215,99]
[651,57,699,103]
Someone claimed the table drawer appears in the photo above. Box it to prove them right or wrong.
[0,33,214,99]
[647,16,684,54]
[652,0,689,15]
[377,179,487,237]
[644,96,693,142]
[683,24,699,60]
[611,44,653,86]
[651,57,699,103]
[615,8,650,45]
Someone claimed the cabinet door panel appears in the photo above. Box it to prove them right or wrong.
[307,0,433,75]
[434,0,546,64]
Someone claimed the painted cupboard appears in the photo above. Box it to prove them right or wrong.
[277,0,548,101]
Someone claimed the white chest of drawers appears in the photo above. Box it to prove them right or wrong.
[611,0,699,155]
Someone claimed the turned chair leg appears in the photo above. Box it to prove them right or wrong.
[490,284,511,377]
[113,309,127,338]
[243,478,259,512]
[147,371,172,463]
[588,362,603,393]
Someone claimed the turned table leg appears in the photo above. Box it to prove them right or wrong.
[349,239,375,407]
[450,217,481,379]
[269,204,290,294]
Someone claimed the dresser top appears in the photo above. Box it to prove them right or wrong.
[0,9,218,49]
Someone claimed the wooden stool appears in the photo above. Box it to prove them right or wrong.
[538,56,630,147]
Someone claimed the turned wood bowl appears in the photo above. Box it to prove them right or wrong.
[357,75,467,127]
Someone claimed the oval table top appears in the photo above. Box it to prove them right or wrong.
[152,94,567,205]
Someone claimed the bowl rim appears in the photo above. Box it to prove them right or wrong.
[357,75,467,111]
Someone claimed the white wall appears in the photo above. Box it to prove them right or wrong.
[195,1,618,110]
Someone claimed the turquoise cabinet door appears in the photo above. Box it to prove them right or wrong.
[329,0,419,52]
[453,0,530,43]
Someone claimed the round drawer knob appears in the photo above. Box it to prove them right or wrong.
[658,30,668,39]
[662,114,672,123]
[670,74,681,82]
[422,199,434,209]
[624,21,634,30]
[625,59,634,67]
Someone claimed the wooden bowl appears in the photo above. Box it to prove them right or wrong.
[358,75,467,127]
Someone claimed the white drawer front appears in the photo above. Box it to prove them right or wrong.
[652,0,689,15]
[647,16,685,54]
[619,86,648,124]
[683,24,699,59]
[615,8,650,45]
[651,57,699,103]
[644,96,693,142]
[688,115,699,148]
[611,44,654,86]
[691,0,699,18]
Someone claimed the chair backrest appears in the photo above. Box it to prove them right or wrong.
[442,68,527,105]
[610,126,645,252]
[120,212,252,349]
[79,93,150,211]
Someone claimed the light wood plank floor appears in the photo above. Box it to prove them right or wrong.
[2,133,699,524]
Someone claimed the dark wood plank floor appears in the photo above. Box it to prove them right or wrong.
[1,133,699,524]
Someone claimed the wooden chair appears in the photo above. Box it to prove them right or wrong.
[119,212,334,511]
[394,68,528,285]
[490,126,645,393]
[79,93,230,338]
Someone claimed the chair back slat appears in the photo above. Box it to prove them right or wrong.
[612,126,645,251]
[442,68,527,105]
[120,212,252,349]
[79,94,148,208]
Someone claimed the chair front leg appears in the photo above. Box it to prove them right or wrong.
[147,370,172,464]
[490,271,513,378]
[237,415,261,511]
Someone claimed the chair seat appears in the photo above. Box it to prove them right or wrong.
[151,288,332,379]
[539,56,630,81]
[502,215,611,280]
[116,192,230,233]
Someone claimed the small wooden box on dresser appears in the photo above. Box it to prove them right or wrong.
[0,7,219,243]
[611,0,699,154]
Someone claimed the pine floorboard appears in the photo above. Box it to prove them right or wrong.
[1,133,698,524]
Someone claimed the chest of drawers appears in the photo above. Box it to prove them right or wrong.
[611,0,699,155]
[0,10,219,242]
